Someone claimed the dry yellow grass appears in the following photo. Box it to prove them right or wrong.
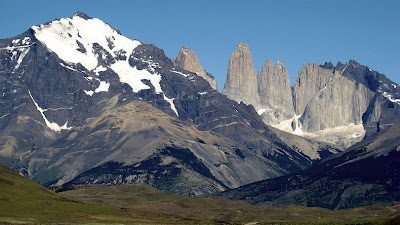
[60,183,400,224]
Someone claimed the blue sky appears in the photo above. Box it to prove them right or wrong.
[1,0,399,90]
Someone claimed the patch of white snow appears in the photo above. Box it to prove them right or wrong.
[60,63,78,72]
[28,90,72,132]
[94,81,110,93]
[22,37,31,45]
[12,39,21,44]
[382,92,400,105]
[84,90,94,96]
[111,61,162,93]
[170,70,189,77]
[31,15,141,71]
[0,113,10,119]
[272,114,302,134]
[13,47,30,71]
[257,108,267,115]
[163,95,179,116]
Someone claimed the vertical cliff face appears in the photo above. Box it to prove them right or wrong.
[295,61,391,133]
[293,63,334,115]
[173,46,218,90]
[299,73,375,132]
[222,42,259,107]
[257,59,294,124]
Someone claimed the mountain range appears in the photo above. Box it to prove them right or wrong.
[223,43,400,153]
[0,12,399,208]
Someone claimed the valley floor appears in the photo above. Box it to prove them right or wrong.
[57,184,400,225]
[1,164,399,225]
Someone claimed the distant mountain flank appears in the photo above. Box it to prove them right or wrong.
[221,120,400,209]
[222,42,400,158]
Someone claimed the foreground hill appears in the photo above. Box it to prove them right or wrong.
[0,165,199,224]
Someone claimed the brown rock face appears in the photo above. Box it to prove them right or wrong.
[173,46,218,90]
[222,42,259,107]
[257,59,294,124]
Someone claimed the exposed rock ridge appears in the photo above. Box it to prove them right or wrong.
[257,58,294,124]
[173,46,218,90]
[222,42,260,107]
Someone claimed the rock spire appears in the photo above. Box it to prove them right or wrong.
[174,46,218,90]
[222,42,259,107]
[257,59,294,124]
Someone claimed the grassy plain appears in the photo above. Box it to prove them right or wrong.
[0,165,206,224]
[1,165,399,224]
[60,184,400,225]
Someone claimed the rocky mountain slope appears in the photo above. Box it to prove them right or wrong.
[0,12,311,195]
[26,100,285,195]
[221,106,400,209]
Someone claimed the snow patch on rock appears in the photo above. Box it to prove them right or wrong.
[31,14,141,71]
[170,69,189,77]
[28,90,72,132]
[257,108,267,115]
[84,90,94,96]
[383,92,400,105]
[32,14,179,117]
[2,37,33,72]
[272,115,365,157]
[94,80,110,93]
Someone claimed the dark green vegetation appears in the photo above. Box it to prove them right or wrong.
[1,164,399,224]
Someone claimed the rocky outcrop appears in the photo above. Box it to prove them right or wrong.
[173,46,218,90]
[222,44,295,126]
[293,63,334,115]
[222,42,259,107]
[257,59,294,124]
[299,72,375,132]
[294,61,398,134]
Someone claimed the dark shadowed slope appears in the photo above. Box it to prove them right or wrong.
[221,119,400,209]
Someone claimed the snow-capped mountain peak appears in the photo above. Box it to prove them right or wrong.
[31,13,141,71]
[31,13,179,116]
